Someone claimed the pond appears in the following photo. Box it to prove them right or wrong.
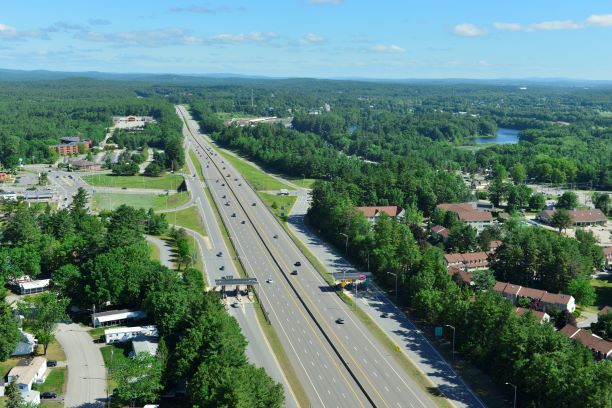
[475,128,520,144]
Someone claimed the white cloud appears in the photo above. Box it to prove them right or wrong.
[208,32,277,43]
[300,33,325,44]
[0,23,17,38]
[493,22,523,32]
[586,14,612,27]
[369,44,406,53]
[80,28,203,46]
[529,20,582,31]
[307,0,343,5]
[452,24,487,37]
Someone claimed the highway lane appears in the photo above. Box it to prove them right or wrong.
[178,105,439,408]
[180,110,372,408]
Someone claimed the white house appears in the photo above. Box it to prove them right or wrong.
[7,357,47,391]
[104,326,158,344]
[12,330,37,356]
[18,279,50,295]
[91,309,146,328]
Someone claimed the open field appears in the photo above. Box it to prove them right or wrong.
[82,174,184,190]
[287,177,318,189]
[33,368,66,395]
[91,191,190,212]
[216,149,292,191]
[148,240,161,261]
[100,343,130,391]
[170,205,207,237]
[258,192,297,221]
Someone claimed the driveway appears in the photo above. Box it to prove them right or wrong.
[55,323,107,407]
[145,235,175,269]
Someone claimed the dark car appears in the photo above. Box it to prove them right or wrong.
[291,270,298,275]
[47,360,57,367]
[221,183,225,186]
[252,202,256,206]
[273,234,278,239]
[240,220,245,224]
[294,261,301,267]
[41,392,57,399]
[219,265,225,271]
[231,213,236,217]
[121,187,127,190]
[217,251,222,257]
[336,318,345,324]
[380,313,389,318]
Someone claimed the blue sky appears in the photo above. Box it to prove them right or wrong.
[1,0,612,79]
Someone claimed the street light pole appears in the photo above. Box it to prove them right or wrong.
[386,271,398,301]
[505,382,517,408]
[445,324,456,361]
[339,233,348,254]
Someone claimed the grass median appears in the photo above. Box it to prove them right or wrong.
[216,149,292,192]
[189,149,205,181]
[169,205,207,238]
[91,191,190,212]
[258,192,297,220]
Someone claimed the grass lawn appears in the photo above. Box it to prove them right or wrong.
[101,343,130,392]
[258,192,297,221]
[82,174,184,190]
[169,205,207,237]
[91,191,190,212]
[217,150,292,192]
[0,357,21,378]
[148,240,161,262]
[189,149,204,180]
[287,177,318,189]
[37,339,66,361]
[591,277,612,308]
[33,368,66,394]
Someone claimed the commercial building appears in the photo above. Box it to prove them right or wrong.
[493,281,576,313]
[436,202,494,232]
[91,309,146,328]
[560,324,612,360]
[354,205,405,222]
[18,279,50,295]
[104,326,158,344]
[68,159,101,171]
[52,136,92,156]
[537,209,607,227]
[7,357,47,391]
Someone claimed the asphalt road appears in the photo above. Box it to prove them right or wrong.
[177,105,439,408]
[145,235,175,269]
[55,323,106,408]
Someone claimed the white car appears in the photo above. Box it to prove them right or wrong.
[266,278,274,283]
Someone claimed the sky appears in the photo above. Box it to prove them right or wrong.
[1,0,612,79]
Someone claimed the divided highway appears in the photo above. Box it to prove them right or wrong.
[177,105,440,408]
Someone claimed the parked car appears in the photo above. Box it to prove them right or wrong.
[41,392,57,399]
[47,360,57,367]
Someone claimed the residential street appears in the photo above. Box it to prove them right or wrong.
[55,323,107,407]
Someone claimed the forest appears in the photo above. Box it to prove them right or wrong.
[0,79,184,169]
[0,190,283,407]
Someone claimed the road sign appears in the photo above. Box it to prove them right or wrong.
[435,326,443,337]
[280,213,285,217]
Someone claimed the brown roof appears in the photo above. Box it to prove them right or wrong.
[437,202,494,222]
[431,225,449,238]
[444,253,465,263]
[355,205,404,218]
[489,240,503,250]
[444,251,489,265]
[448,267,473,284]
[571,209,607,223]
[541,292,574,306]
[603,247,612,259]
[517,286,546,300]
[599,306,612,316]
[515,307,548,321]
[498,212,511,220]
[493,281,509,293]
[560,325,612,357]
[560,324,581,338]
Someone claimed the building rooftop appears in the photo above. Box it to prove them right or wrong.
[19,279,50,291]
[559,325,612,358]
[355,205,404,218]
[437,202,493,222]
[8,357,46,386]
[132,338,159,356]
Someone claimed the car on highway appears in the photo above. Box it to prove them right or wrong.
[219,266,225,271]
[336,318,345,324]
[222,195,226,198]
[266,278,274,283]
[252,202,257,206]
[240,220,245,224]
[231,213,236,217]
[232,302,239,308]
[41,392,57,399]
[193,174,196,177]
[225,201,230,206]
[294,261,301,267]
[238,183,242,186]
[273,234,278,239]
[291,270,298,275]
[217,251,222,257]
[47,360,57,367]
[121,187,127,190]
[221,183,225,186]
[380,312,389,318]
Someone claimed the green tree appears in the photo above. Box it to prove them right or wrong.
[557,191,579,210]
[529,193,546,211]
[566,277,596,307]
[19,292,68,354]
[113,353,163,407]
[0,299,21,361]
[551,209,573,233]
[5,379,23,408]
[447,222,478,252]
[591,311,612,341]
[472,270,496,292]
[592,192,610,216]
[511,163,527,184]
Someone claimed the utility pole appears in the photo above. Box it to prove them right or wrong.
[445,324,456,361]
